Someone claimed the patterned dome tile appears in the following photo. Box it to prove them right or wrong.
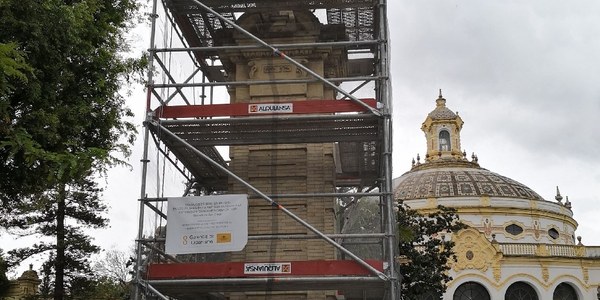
[394,168,544,201]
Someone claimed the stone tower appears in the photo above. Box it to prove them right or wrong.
[2,265,41,300]
[215,10,348,300]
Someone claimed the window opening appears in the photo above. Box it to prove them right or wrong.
[505,281,538,300]
[453,282,490,300]
[553,282,578,300]
[548,228,560,239]
[439,130,451,151]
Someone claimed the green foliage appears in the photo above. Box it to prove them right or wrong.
[68,275,130,300]
[0,249,9,296]
[397,205,466,299]
[338,196,465,299]
[0,0,145,298]
[0,42,30,96]
[0,0,144,207]
[6,176,108,294]
[41,252,131,300]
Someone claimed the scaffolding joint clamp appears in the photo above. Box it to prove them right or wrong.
[273,48,284,58]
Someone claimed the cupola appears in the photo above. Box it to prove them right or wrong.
[421,90,464,162]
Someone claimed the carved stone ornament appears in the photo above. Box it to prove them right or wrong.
[492,262,502,283]
[453,228,501,272]
[542,265,549,283]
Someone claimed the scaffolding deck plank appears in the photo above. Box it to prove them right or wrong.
[147,114,381,190]
[152,115,380,145]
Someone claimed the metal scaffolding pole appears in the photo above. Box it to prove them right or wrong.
[136,0,396,298]
[376,1,399,298]
[134,0,159,299]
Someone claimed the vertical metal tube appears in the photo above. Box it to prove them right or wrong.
[135,0,159,299]
[376,0,399,299]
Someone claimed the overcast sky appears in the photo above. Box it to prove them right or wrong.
[4,0,600,276]
[389,0,600,244]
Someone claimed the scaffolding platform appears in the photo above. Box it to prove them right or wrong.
[135,0,396,298]
[147,98,382,190]
[146,260,386,299]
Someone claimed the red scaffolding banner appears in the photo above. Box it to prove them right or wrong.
[154,99,378,119]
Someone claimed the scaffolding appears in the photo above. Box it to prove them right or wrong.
[135,0,396,299]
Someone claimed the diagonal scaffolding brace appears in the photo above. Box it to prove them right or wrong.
[148,119,389,281]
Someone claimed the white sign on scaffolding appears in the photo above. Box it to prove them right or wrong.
[165,194,248,254]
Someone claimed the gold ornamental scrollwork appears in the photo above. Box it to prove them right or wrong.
[453,228,501,273]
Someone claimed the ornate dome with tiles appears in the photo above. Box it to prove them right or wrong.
[393,163,543,201]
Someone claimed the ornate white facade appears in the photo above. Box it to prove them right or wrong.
[393,92,600,300]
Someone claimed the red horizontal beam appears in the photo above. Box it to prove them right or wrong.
[154,99,377,119]
[146,260,384,279]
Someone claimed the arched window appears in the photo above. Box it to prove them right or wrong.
[505,281,538,300]
[453,282,490,300]
[439,130,451,151]
[553,282,578,300]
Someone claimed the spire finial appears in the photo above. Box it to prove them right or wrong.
[555,186,563,202]
[436,89,446,107]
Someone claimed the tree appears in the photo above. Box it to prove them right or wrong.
[93,249,135,296]
[397,204,466,299]
[339,197,465,298]
[0,249,9,296]
[68,275,130,300]
[8,175,108,297]
[0,0,145,299]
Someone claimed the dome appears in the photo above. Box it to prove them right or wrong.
[427,92,457,120]
[428,102,457,120]
[394,163,544,201]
